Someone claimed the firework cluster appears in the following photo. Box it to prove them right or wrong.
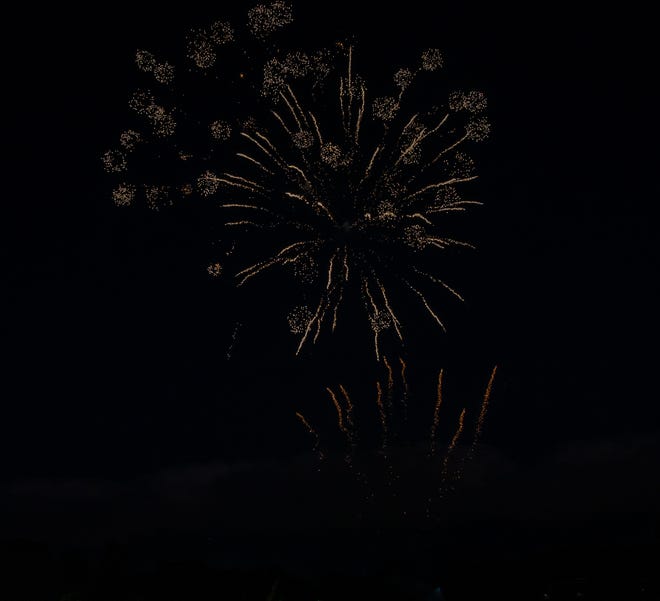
[103,1,490,359]
[217,46,488,357]
[187,20,235,69]
[103,1,498,517]
[248,1,294,38]
[295,362,498,515]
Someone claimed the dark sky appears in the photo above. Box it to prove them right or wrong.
[2,0,659,596]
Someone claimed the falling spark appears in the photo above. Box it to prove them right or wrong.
[473,365,498,446]
[414,268,465,302]
[311,362,500,516]
[442,407,466,476]
[308,111,323,144]
[375,380,387,448]
[279,90,303,130]
[382,355,395,410]
[430,368,444,455]
[404,281,446,331]
[225,321,241,359]
[399,356,409,421]
[338,384,355,433]
[296,297,324,354]
[326,387,349,439]
[363,145,381,180]
[236,152,274,174]
[377,279,403,340]
[295,411,324,461]
[286,85,309,127]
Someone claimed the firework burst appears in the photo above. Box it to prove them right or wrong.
[103,2,490,359]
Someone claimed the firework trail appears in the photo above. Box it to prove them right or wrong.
[225,321,242,360]
[375,380,388,449]
[382,354,395,412]
[475,365,498,442]
[429,368,444,456]
[295,411,323,462]
[442,407,467,480]
[333,382,369,485]
[427,365,498,515]
[326,386,350,441]
[338,383,356,441]
[467,364,498,462]
[399,356,409,422]
[104,2,490,360]
[297,362,499,517]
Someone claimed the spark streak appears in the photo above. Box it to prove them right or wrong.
[271,110,294,137]
[286,85,309,127]
[295,411,324,461]
[326,387,349,439]
[236,152,275,174]
[404,281,446,331]
[399,356,409,420]
[375,380,387,447]
[279,90,303,130]
[376,278,403,340]
[309,111,323,144]
[383,354,394,410]
[414,268,465,302]
[430,368,444,455]
[474,365,498,444]
[338,384,355,432]
[443,407,466,474]
[405,176,479,201]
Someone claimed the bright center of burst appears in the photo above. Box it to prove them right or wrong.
[332,212,378,248]
[334,219,358,244]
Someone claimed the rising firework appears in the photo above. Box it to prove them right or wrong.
[295,360,498,517]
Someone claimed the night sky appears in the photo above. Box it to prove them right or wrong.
[2,2,659,599]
